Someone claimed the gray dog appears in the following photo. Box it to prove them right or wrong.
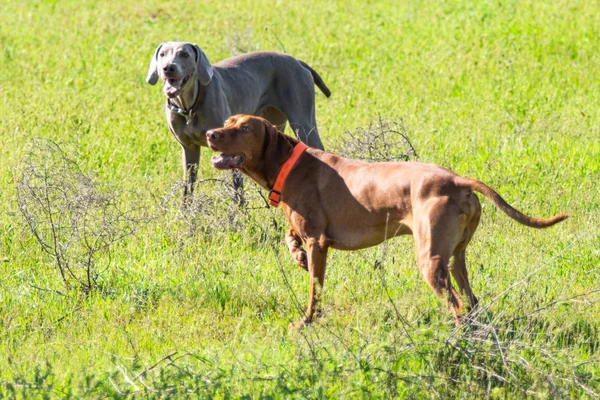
[146,42,331,202]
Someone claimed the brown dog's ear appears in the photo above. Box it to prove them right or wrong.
[262,120,297,186]
[262,121,281,162]
[191,44,214,86]
[146,43,163,85]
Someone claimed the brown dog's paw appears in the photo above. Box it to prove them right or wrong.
[288,317,311,330]
[292,249,308,271]
[287,239,308,270]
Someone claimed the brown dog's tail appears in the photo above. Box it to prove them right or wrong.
[455,177,569,228]
[299,60,331,98]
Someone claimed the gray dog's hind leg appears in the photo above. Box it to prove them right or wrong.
[283,93,325,150]
[289,117,324,150]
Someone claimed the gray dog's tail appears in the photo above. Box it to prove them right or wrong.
[299,61,331,98]
[455,177,569,228]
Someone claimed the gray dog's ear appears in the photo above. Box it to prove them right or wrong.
[191,44,213,86]
[146,43,163,85]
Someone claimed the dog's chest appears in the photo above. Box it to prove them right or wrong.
[168,113,209,147]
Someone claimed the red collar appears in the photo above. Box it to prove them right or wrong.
[268,142,309,207]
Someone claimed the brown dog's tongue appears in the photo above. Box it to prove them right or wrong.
[211,154,241,170]
[211,155,227,168]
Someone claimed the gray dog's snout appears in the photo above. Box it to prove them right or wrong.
[162,64,176,74]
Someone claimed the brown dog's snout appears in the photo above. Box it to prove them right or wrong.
[206,129,219,141]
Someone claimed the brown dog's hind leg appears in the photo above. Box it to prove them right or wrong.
[285,229,308,271]
[417,253,464,325]
[414,198,467,326]
[289,238,328,329]
[449,196,481,313]
[450,249,478,311]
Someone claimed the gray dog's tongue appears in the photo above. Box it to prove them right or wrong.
[164,79,182,98]
[211,154,243,170]
[165,86,180,97]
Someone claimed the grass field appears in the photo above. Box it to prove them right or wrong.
[1,0,599,397]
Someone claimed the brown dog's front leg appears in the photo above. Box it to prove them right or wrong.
[290,238,328,329]
[285,229,307,271]
[181,145,200,207]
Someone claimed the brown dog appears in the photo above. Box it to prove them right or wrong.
[206,115,568,327]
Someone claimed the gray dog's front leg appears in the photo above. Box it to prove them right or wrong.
[232,170,245,207]
[181,145,200,207]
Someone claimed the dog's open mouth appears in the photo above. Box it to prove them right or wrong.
[163,75,190,98]
[211,154,245,170]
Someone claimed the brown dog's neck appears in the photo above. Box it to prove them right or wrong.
[241,129,300,191]
[263,131,301,190]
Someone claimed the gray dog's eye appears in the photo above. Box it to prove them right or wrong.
[180,52,189,58]
[159,52,165,57]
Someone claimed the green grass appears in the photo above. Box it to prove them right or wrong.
[1,0,599,397]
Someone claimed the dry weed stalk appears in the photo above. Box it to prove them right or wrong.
[158,173,278,241]
[15,138,148,292]
[336,117,418,162]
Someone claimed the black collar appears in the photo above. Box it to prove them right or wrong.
[166,80,203,124]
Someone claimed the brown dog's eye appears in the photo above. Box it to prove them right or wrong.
[241,126,249,132]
